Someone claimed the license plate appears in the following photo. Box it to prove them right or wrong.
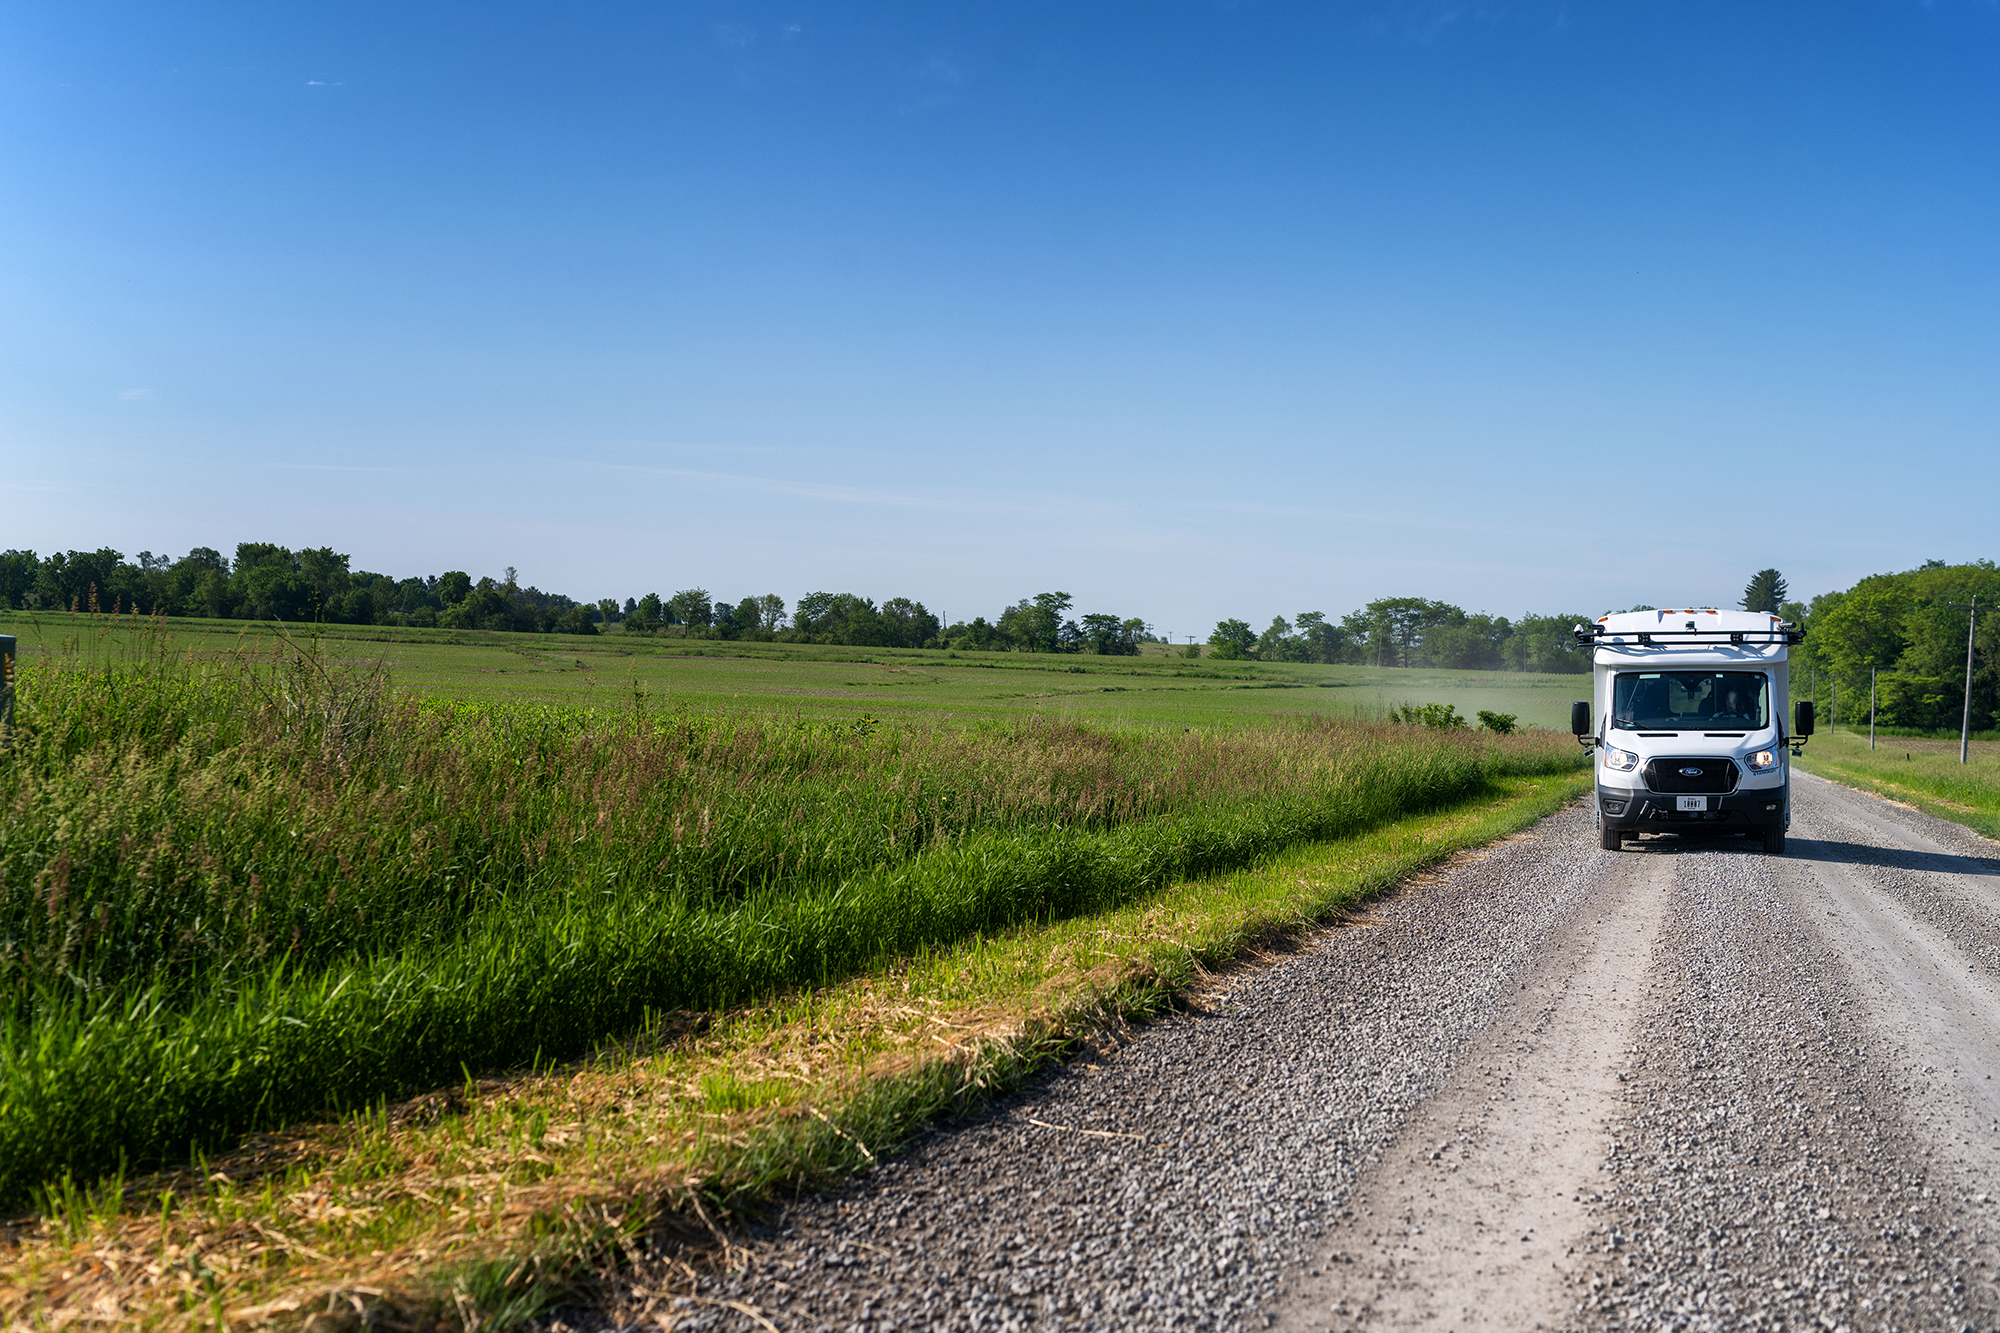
[1676,795,1708,812]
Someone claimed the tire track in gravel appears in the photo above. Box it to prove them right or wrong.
[1273,853,1670,1331]
[1563,786,2000,1333]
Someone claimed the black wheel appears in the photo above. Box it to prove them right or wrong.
[1600,823,1623,851]
[1763,827,1787,855]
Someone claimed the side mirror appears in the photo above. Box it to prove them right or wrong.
[1794,700,1815,737]
[1570,701,1591,736]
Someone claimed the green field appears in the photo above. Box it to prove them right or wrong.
[1796,725,2000,841]
[0,617,1591,1208]
[1,609,1596,730]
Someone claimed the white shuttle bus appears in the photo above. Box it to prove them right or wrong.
[1569,609,1814,855]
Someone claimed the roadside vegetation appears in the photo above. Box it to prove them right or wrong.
[1796,726,2000,841]
[2,757,1587,1328]
[0,626,1588,1215]
[0,621,1588,1326]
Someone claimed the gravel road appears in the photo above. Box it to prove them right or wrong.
[565,774,2000,1332]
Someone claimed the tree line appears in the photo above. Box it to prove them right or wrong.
[0,545,601,634]
[1205,599,1597,673]
[27,544,1981,718]
[0,547,1157,654]
[612,589,1156,654]
[1784,560,1999,733]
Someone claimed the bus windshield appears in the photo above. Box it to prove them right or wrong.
[1612,671,1768,731]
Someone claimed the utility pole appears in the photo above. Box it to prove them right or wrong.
[1945,596,1982,765]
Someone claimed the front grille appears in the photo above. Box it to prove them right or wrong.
[1643,757,1739,794]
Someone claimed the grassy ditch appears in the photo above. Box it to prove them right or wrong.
[1795,727,2000,841]
[0,637,1585,1209]
[0,768,1591,1329]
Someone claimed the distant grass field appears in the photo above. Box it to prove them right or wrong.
[1796,726,2000,842]
[1,609,1595,730]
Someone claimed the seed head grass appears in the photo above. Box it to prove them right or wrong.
[0,625,1589,1328]
[0,772,1587,1330]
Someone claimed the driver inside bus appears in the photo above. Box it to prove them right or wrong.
[1713,683,1757,723]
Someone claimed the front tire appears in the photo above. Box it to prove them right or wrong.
[1763,827,1787,855]
[1600,823,1623,851]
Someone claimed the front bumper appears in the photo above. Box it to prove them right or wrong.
[1598,782,1787,832]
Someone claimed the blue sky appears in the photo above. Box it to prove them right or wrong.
[4,1,1996,634]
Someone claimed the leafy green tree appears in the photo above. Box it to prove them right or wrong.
[227,544,321,621]
[879,597,940,648]
[36,548,125,612]
[437,571,473,606]
[949,616,998,651]
[551,605,598,635]
[1208,618,1256,660]
[1255,616,1295,661]
[1741,569,1789,614]
[0,551,37,609]
[1363,597,1465,668]
[1416,615,1508,670]
[1293,612,1349,664]
[1027,592,1073,653]
[816,594,888,645]
[296,547,353,607]
[793,592,836,634]
[667,589,713,627]
[1476,710,1519,734]
[1500,613,1593,674]
[757,594,786,632]
[632,593,664,629]
[1080,612,1137,655]
[1814,577,1911,682]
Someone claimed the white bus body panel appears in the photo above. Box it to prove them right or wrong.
[1589,609,1793,838]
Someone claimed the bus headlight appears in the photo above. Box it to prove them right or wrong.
[1603,746,1639,772]
[1746,749,1779,772]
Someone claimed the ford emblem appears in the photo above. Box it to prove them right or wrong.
[1679,766,1704,777]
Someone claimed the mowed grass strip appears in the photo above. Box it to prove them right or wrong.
[2,770,1591,1331]
[0,638,1585,1210]
[1795,727,2000,841]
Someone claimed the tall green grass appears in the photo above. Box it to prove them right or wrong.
[0,635,1585,1204]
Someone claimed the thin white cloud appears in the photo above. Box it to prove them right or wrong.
[586,461,1092,520]
[268,463,410,473]
[919,55,963,86]
[712,23,755,49]
[305,80,343,87]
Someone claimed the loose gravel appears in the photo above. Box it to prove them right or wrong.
[1565,818,1993,1332]
[550,781,2000,1333]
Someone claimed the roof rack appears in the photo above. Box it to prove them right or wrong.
[1572,624,1804,647]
